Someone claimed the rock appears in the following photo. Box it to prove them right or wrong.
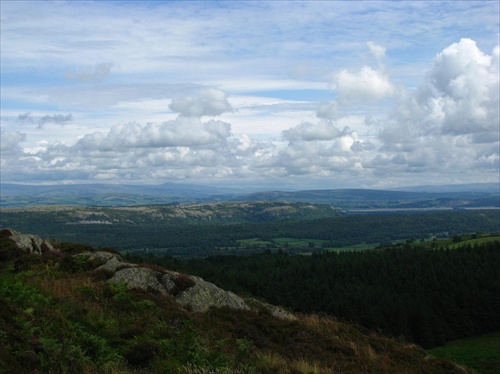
[74,251,136,273]
[161,273,177,293]
[174,275,249,313]
[74,251,123,262]
[246,299,297,320]
[108,267,167,295]
[95,256,136,274]
[0,228,55,255]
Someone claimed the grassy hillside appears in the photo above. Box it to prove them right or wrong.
[428,332,500,374]
[0,237,471,373]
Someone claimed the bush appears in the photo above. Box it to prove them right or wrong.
[172,274,196,296]
[57,242,95,254]
[13,254,42,272]
[122,337,161,367]
[0,238,23,261]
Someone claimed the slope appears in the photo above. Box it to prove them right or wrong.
[0,230,471,373]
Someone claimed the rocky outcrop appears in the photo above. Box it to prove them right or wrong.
[173,274,249,313]
[75,251,294,318]
[108,267,168,296]
[0,228,56,255]
[75,251,136,274]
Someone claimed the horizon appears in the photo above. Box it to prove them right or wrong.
[1,1,499,190]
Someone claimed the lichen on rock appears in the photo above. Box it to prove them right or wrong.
[0,228,55,255]
[174,275,249,313]
[108,267,167,296]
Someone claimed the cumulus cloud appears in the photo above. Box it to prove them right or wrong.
[333,66,394,102]
[169,88,233,117]
[388,38,499,139]
[77,118,231,150]
[0,131,26,153]
[373,39,499,181]
[316,100,340,120]
[273,38,499,183]
[282,120,349,142]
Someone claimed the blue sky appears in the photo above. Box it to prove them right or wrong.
[1,0,499,189]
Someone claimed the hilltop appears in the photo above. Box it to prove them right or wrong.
[0,229,472,373]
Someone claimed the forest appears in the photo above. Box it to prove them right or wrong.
[127,239,500,349]
[1,208,498,256]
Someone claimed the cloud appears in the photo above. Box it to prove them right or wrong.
[282,120,349,142]
[388,38,499,139]
[66,63,113,82]
[77,117,232,150]
[333,66,394,102]
[372,39,499,181]
[17,113,73,128]
[367,41,386,65]
[169,88,233,117]
[316,101,340,121]
[0,131,26,154]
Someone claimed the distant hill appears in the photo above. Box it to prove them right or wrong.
[393,182,500,193]
[237,188,500,210]
[0,182,241,207]
[1,182,498,210]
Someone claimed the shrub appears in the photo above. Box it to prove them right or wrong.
[172,274,196,296]
[122,337,161,367]
[58,242,95,254]
[13,254,42,272]
[98,247,121,256]
[58,254,93,273]
[0,238,23,261]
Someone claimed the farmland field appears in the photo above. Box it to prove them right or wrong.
[428,331,500,374]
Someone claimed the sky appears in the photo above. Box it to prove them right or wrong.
[1,0,499,190]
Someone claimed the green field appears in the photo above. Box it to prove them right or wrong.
[326,242,379,252]
[272,237,328,246]
[237,238,273,246]
[428,331,500,374]
[447,234,500,249]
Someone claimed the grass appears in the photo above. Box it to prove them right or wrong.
[237,238,273,246]
[428,331,500,374]
[325,242,379,252]
[447,234,500,249]
[273,237,328,247]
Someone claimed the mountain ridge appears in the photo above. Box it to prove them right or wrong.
[1,182,499,209]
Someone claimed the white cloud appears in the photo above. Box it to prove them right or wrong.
[367,41,386,65]
[388,38,499,139]
[77,118,231,150]
[316,101,340,121]
[333,66,395,102]
[169,88,233,117]
[282,120,348,142]
[0,131,26,154]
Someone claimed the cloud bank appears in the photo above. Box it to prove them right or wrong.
[1,0,498,189]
